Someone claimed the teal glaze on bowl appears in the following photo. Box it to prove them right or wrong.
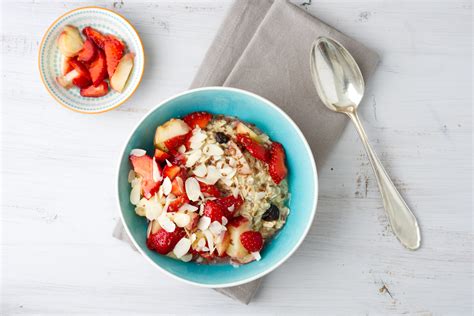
[117,87,318,288]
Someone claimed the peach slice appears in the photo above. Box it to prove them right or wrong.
[154,119,191,151]
[57,25,84,57]
[110,53,134,92]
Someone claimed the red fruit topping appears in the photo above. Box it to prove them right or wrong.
[199,182,221,198]
[183,112,213,129]
[72,75,92,88]
[168,149,187,166]
[171,177,185,196]
[240,231,263,252]
[63,57,73,75]
[268,142,287,184]
[106,34,125,51]
[168,195,189,212]
[203,200,225,223]
[69,59,91,80]
[147,228,186,255]
[216,195,244,217]
[80,81,108,98]
[184,132,193,150]
[236,134,270,162]
[154,148,171,162]
[103,36,124,77]
[129,154,161,198]
[77,39,97,63]
[82,26,107,49]
[88,49,107,86]
[162,164,181,180]
[164,134,187,151]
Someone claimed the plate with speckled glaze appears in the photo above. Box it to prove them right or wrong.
[38,6,144,114]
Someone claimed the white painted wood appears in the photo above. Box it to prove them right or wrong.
[1,0,472,314]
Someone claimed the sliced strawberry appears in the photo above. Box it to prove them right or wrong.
[69,58,91,80]
[77,39,97,63]
[147,227,186,255]
[183,112,213,129]
[216,195,244,218]
[129,154,161,198]
[104,36,124,77]
[162,164,181,180]
[171,176,185,196]
[154,148,171,162]
[164,134,187,151]
[168,149,187,166]
[184,132,193,150]
[236,134,270,162]
[268,142,288,184]
[199,182,221,198]
[168,195,189,212]
[88,49,107,86]
[240,231,263,252]
[80,81,108,98]
[72,75,92,88]
[107,34,125,51]
[185,212,199,231]
[82,26,107,49]
[62,57,73,75]
[203,200,225,223]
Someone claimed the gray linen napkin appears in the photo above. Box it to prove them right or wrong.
[113,0,379,304]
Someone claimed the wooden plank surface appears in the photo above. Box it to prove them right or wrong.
[1,0,472,314]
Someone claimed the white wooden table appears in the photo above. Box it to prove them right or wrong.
[1,0,472,314]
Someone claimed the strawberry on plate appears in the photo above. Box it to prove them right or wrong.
[240,231,263,252]
[77,39,97,63]
[147,227,186,255]
[236,134,270,162]
[69,58,91,81]
[80,81,108,98]
[88,49,107,86]
[130,154,161,199]
[72,75,92,88]
[268,142,287,184]
[104,36,124,77]
[82,26,107,49]
[183,112,213,129]
[203,200,225,223]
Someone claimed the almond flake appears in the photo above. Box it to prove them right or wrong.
[143,195,164,221]
[227,205,235,213]
[158,214,176,232]
[147,221,153,238]
[193,164,207,177]
[185,177,201,202]
[180,253,193,262]
[173,213,190,227]
[190,233,197,243]
[202,247,209,252]
[203,144,224,157]
[130,149,146,156]
[130,183,141,205]
[197,165,220,185]
[152,158,161,182]
[162,177,172,196]
[222,216,228,226]
[178,203,198,212]
[165,159,172,167]
[231,187,239,198]
[197,216,211,231]
[128,170,136,183]
[209,221,225,236]
[177,145,186,153]
[199,204,205,216]
[173,237,191,258]
[185,150,202,168]
[252,252,261,261]
[203,230,215,253]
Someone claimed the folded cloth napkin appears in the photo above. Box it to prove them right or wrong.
[113,0,379,304]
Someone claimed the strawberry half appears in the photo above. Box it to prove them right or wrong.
[171,177,185,196]
[199,182,221,198]
[82,26,107,49]
[72,75,92,88]
[80,81,108,98]
[168,195,189,212]
[88,49,107,86]
[147,227,186,255]
[104,36,124,77]
[236,134,270,162]
[77,39,97,63]
[268,142,287,184]
[183,112,213,129]
[129,154,161,199]
[164,134,188,151]
[162,164,181,180]
[154,148,171,162]
[240,231,263,252]
[203,200,225,223]
[216,195,244,218]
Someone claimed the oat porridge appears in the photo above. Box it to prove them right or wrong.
[128,112,289,264]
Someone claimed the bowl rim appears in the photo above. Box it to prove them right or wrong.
[116,86,319,288]
[37,6,145,114]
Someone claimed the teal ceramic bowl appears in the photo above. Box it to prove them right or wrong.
[117,87,318,288]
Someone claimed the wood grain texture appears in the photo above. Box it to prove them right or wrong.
[1,0,472,315]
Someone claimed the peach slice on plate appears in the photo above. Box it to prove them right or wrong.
[57,25,84,57]
[110,53,134,92]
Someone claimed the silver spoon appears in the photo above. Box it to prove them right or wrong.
[310,37,421,250]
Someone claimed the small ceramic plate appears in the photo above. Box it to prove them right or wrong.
[38,7,145,114]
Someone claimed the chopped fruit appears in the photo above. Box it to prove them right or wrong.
[185,212,199,231]
[203,200,225,223]
[162,164,181,180]
[168,149,187,166]
[147,227,186,255]
[110,53,134,92]
[77,39,97,63]
[199,182,221,198]
[56,69,80,89]
[236,122,261,142]
[62,57,73,75]
[107,34,125,50]
[168,195,189,212]
[69,59,91,80]
[184,132,193,150]
[216,195,244,218]
[215,231,231,257]
[154,149,171,162]
[104,36,124,77]
[236,134,270,162]
[215,132,229,144]
[80,81,108,98]
[183,112,213,129]
[57,25,84,57]
[130,154,161,198]
[88,49,107,86]
[72,75,92,88]
[154,119,191,151]
[82,26,107,49]
[226,216,251,259]
[268,142,287,184]
[171,177,185,196]
[240,231,263,252]
[262,204,280,221]
[164,134,187,151]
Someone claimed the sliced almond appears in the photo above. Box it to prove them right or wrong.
[130,182,141,205]
[128,170,136,183]
[197,216,211,231]
[152,158,161,183]
[185,177,201,202]
[173,237,191,258]
[185,150,202,168]
[203,230,215,253]
[193,164,207,177]
[180,253,193,262]
[178,203,198,212]
[158,214,176,232]
[130,149,146,157]
[173,213,190,227]
[162,177,172,196]
[203,144,224,157]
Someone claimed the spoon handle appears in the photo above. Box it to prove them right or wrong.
[346,111,421,250]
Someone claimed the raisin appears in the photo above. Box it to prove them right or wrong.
[262,204,280,221]
[215,132,229,144]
